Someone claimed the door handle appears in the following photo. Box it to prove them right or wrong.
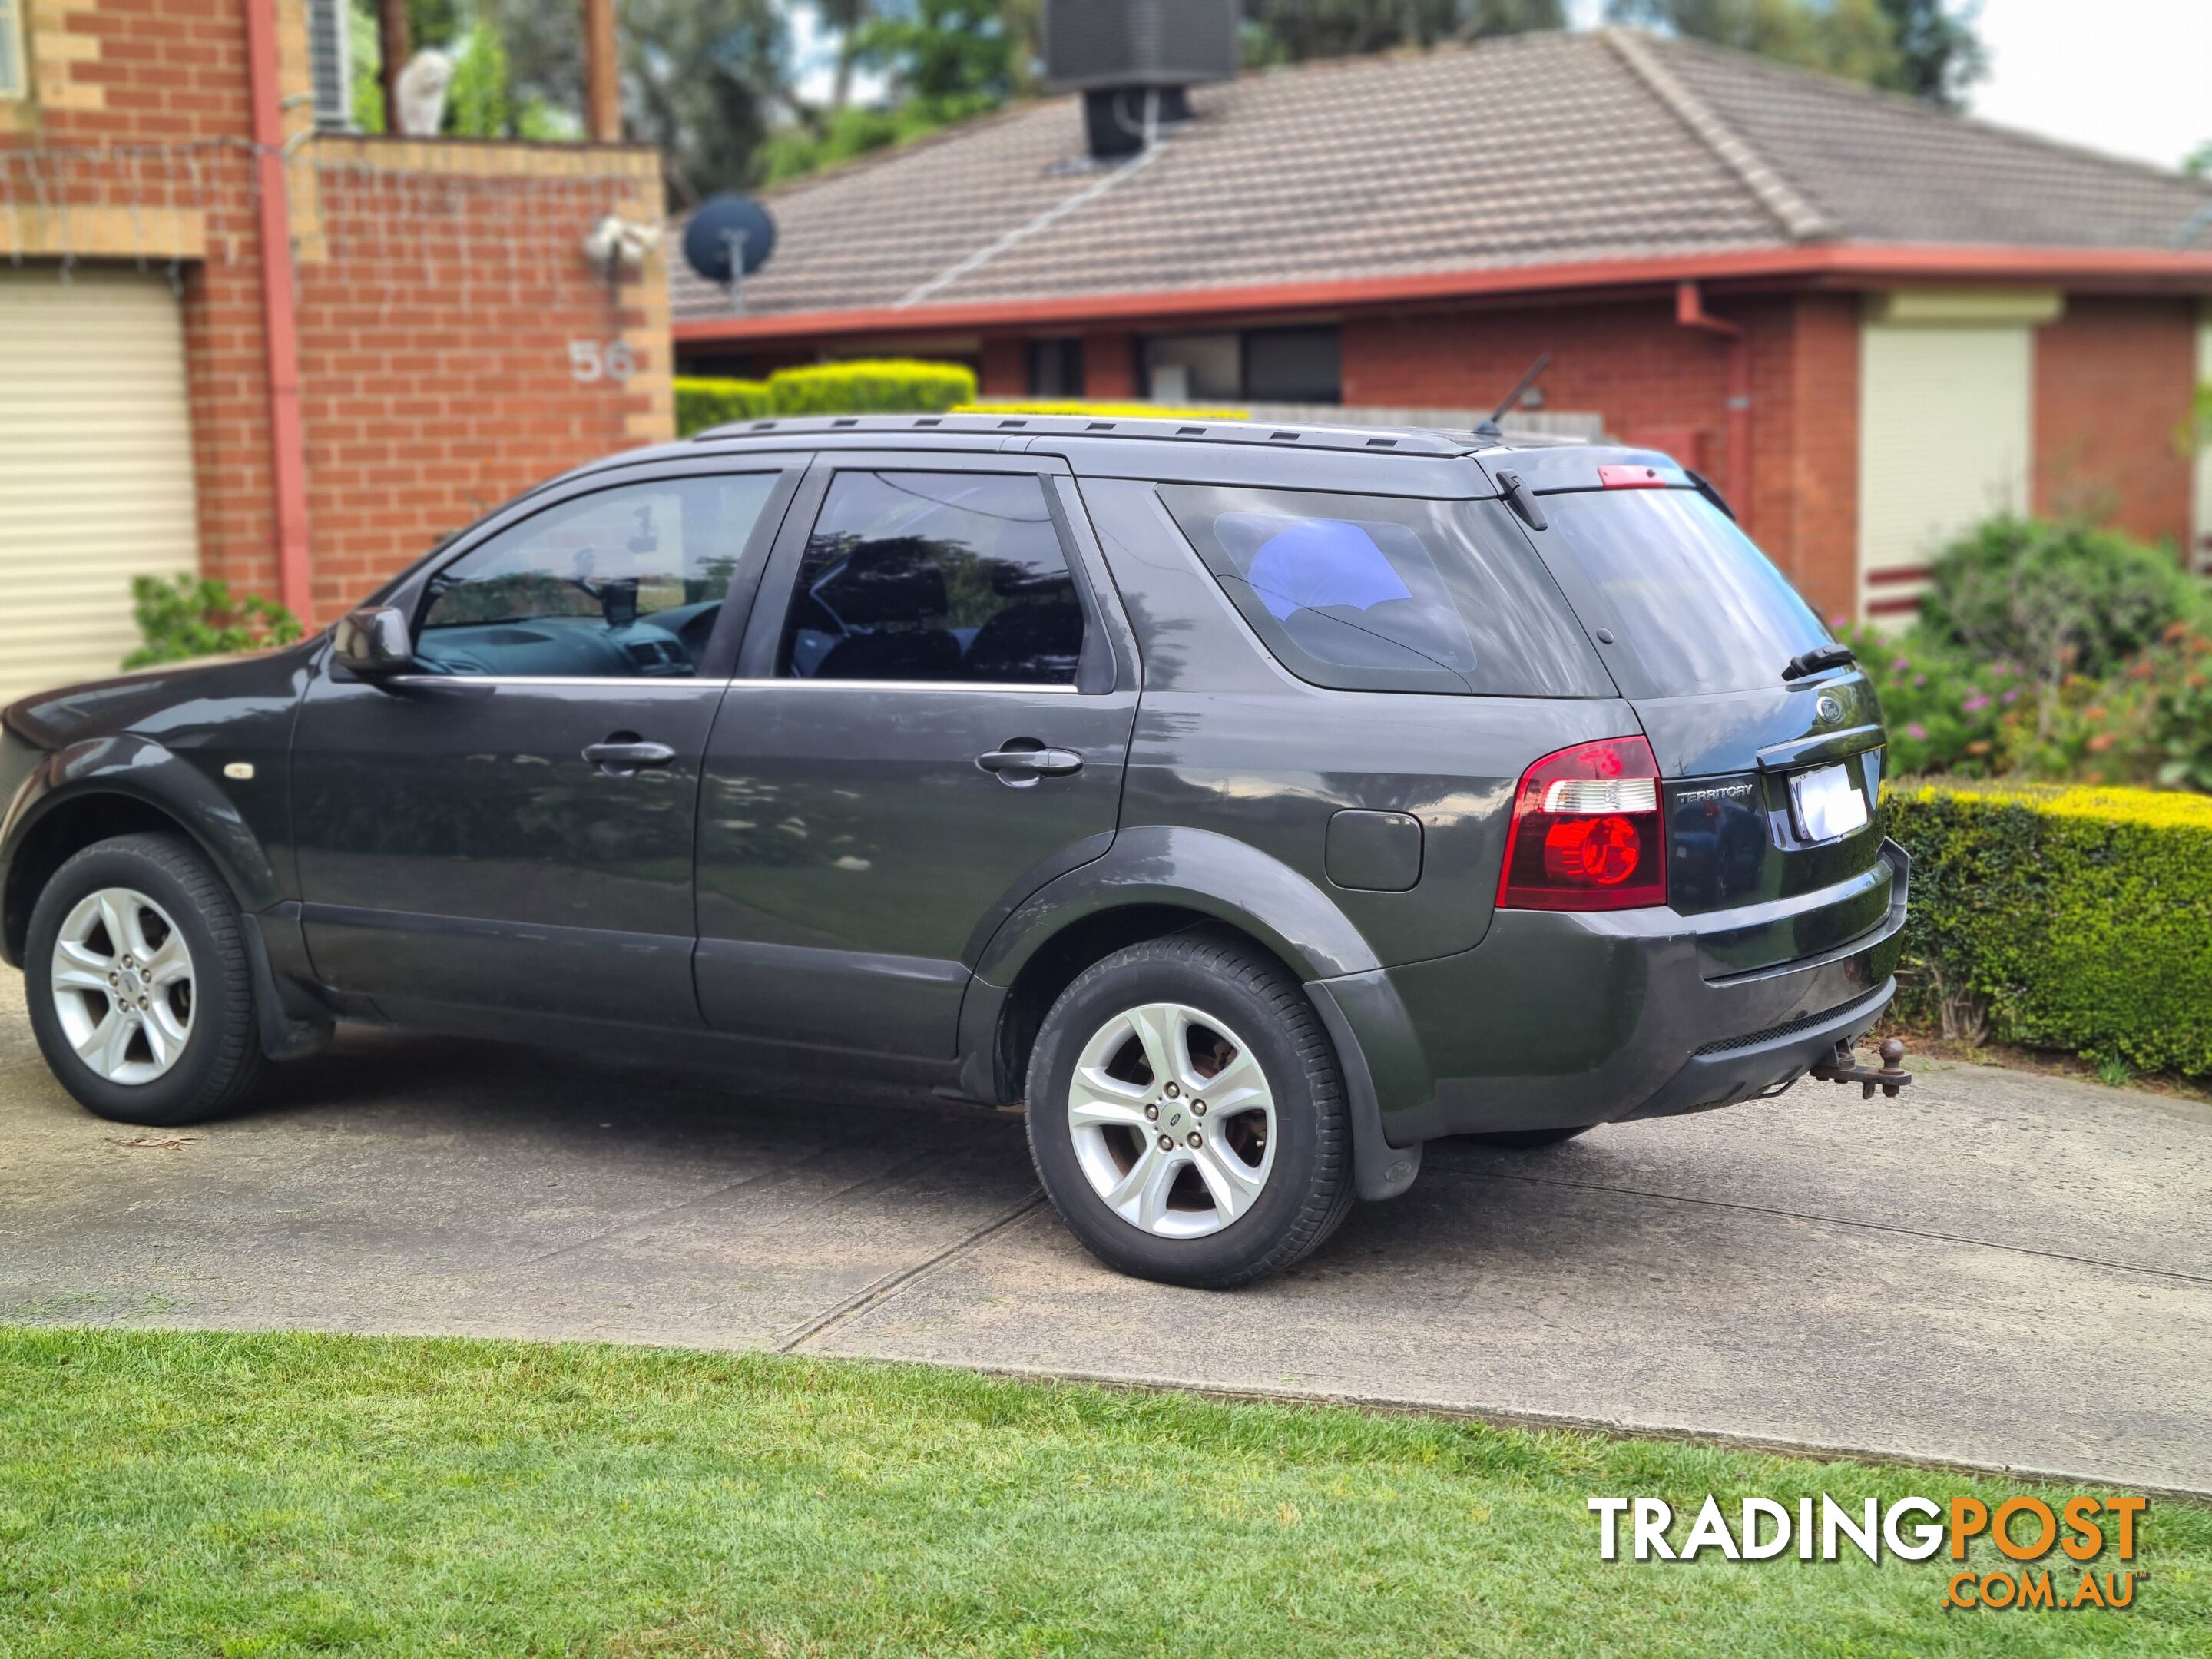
[582,739,677,777]
[976,746,1084,780]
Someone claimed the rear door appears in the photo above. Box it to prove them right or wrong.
[694,452,1139,1061]
[1495,458,1893,973]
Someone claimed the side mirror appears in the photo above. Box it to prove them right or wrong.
[332,606,415,680]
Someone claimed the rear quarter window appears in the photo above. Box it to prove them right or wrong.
[1159,485,1611,697]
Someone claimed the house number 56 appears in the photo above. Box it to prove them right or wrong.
[568,340,637,384]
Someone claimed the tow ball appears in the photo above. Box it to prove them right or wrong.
[1810,1036,1912,1099]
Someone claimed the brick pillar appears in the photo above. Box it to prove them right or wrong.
[1083,332,1138,399]
[979,336,1026,398]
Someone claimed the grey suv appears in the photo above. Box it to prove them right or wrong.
[1,415,1908,1286]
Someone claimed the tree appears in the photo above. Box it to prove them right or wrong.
[1242,0,1565,66]
[1873,0,1984,109]
[853,0,1021,118]
[1605,0,1900,88]
[2185,140,2212,178]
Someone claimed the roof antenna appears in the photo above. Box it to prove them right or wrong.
[1488,353,1551,424]
[1469,353,1549,444]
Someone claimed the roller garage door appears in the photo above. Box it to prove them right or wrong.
[0,267,200,705]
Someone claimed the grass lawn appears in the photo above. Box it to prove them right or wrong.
[0,1328,2205,1657]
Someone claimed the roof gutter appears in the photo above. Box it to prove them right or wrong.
[674,243,2212,346]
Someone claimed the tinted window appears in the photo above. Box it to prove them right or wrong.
[1541,488,1830,696]
[1161,485,1610,697]
[778,471,1085,684]
[416,475,779,678]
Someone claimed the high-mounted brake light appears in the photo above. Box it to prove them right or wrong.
[1496,737,1668,912]
[1596,463,1684,489]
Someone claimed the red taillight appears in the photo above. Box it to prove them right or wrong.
[1497,737,1668,911]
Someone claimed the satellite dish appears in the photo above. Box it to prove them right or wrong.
[683,195,778,284]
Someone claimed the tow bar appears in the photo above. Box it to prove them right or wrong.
[1811,1035,1912,1099]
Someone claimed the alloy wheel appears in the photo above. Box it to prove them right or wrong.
[1065,1002,1277,1239]
[48,886,196,1085]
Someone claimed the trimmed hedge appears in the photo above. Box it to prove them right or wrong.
[1886,781,2212,1075]
[674,376,770,433]
[674,359,978,435]
[956,399,1250,420]
[765,359,975,416]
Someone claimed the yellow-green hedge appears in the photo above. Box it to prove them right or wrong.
[674,376,770,433]
[676,359,979,435]
[1885,782,2212,1075]
[955,399,1250,420]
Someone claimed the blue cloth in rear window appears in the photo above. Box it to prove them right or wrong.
[1213,512,1477,675]
[1157,483,1611,697]
[1243,518,1412,619]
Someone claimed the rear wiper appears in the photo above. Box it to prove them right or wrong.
[1783,643,1856,682]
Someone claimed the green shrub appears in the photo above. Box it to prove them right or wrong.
[764,359,975,416]
[1885,781,2212,1075]
[1853,618,2212,791]
[674,376,772,435]
[1916,514,2202,683]
[124,574,303,670]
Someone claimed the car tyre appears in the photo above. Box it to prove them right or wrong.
[25,833,267,1127]
[1026,929,1353,1289]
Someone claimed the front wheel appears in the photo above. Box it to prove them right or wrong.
[1025,932,1352,1288]
[25,833,266,1127]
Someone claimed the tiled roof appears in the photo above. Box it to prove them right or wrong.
[670,28,2212,326]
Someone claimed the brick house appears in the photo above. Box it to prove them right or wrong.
[0,0,673,703]
[672,30,2212,625]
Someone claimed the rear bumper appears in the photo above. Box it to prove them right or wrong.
[1313,839,1910,1144]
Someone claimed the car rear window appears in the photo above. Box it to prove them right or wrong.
[1540,488,1830,697]
[1159,485,1611,697]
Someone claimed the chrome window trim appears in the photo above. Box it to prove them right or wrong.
[386,675,1085,694]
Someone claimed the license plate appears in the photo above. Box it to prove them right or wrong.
[1790,762,1869,843]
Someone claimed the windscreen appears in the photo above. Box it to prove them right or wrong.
[1540,488,1831,697]
[1160,485,1611,697]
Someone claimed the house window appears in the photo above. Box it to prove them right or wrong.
[1143,333,1240,403]
[1244,327,1342,403]
[308,0,352,129]
[0,0,26,99]
[1028,338,1085,399]
[1141,326,1343,405]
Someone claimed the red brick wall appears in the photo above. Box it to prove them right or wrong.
[293,147,667,620]
[3,0,671,625]
[1082,332,1139,399]
[978,336,1025,397]
[1343,293,1859,614]
[2034,296,2199,550]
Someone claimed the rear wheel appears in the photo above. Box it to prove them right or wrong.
[25,833,265,1126]
[1026,932,1352,1288]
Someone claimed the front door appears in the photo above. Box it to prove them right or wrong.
[695,458,1137,1060]
[292,466,793,1026]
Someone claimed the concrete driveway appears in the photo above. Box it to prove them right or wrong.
[4,969,2208,1495]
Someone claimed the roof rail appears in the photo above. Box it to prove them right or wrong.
[687,411,1485,455]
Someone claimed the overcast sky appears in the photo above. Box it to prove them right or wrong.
[1966,0,2211,173]
[1558,0,2207,173]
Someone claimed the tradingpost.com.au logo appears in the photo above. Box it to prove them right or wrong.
[1590,1492,2147,1611]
